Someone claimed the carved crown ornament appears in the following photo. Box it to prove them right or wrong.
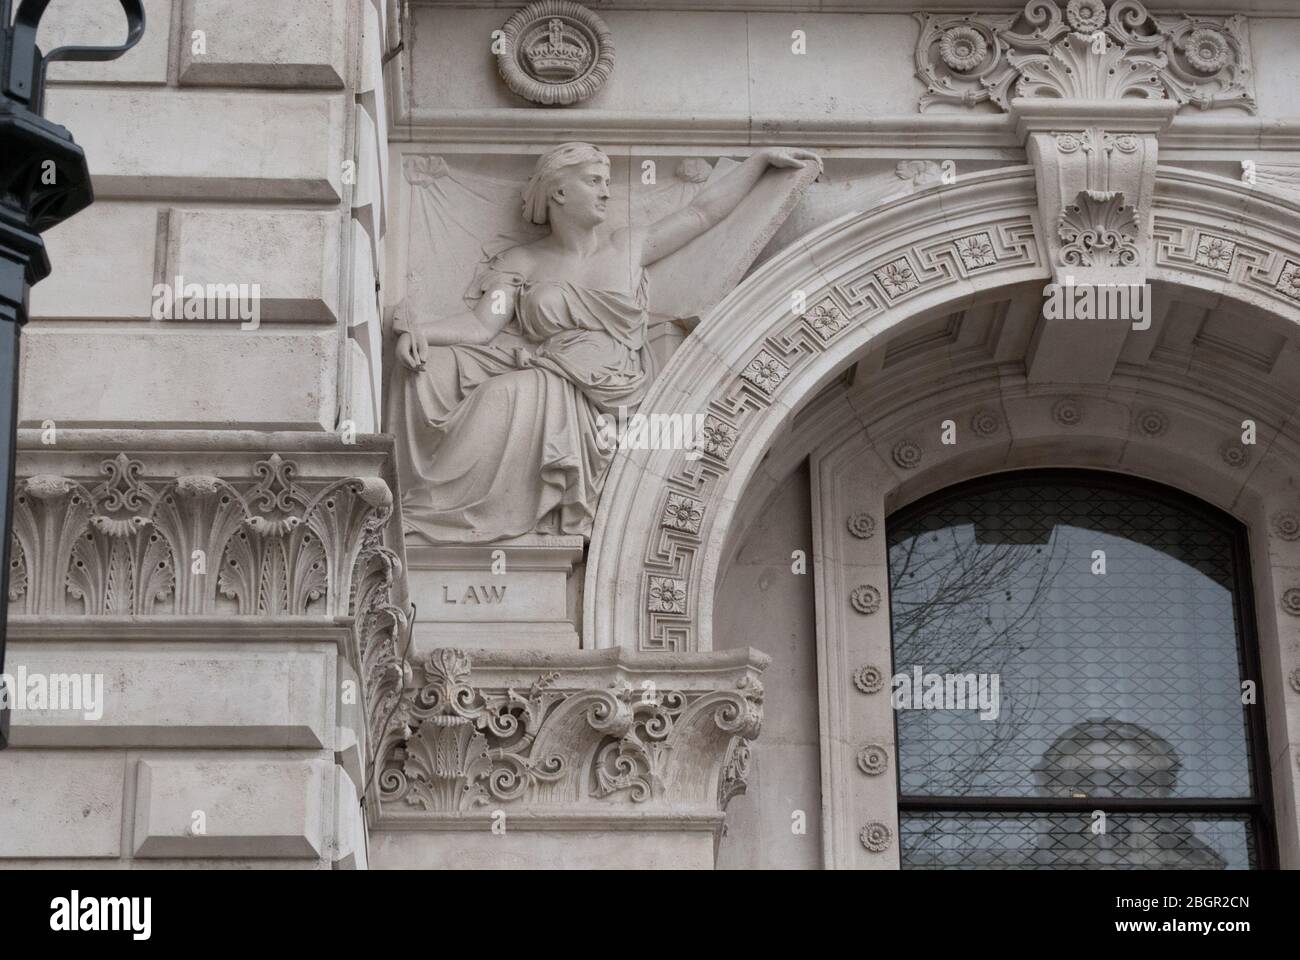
[497,1,615,106]
[372,648,766,821]
[915,0,1256,113]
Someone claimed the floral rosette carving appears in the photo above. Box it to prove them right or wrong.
[892,439,923,470]
[1065,0,1105,34]
[1272,512,1300,541]
[939,25,988,73]
[853,664,886,695]
[914,2,1255,114]
[850,584,882,615]
[379,650,766,815]
[1135,409,1168,438]
[860,821,893,853]
[857,744,889,777]
[847,512,876,539]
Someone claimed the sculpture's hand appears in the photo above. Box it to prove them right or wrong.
[759,147,823,176]
[396,331,429,371]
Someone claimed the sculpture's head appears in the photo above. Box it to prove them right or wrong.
[522,142,611,228]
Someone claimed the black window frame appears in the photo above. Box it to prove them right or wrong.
[886,468,1279,869]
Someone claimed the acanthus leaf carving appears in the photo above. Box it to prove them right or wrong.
[915,1,1256,114]
[9,454,394,620]
[376,650,765,818]
[1058,190,1140,268]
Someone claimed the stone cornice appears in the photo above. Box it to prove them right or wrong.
[388,108,1300,155]
[407,1,1300,15]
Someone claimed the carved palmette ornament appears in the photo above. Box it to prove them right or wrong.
[915,1,1255,113]
[497,1,615,106]
[9,453,393,619]
[1058,190,1140,268]
[378,651,765,814]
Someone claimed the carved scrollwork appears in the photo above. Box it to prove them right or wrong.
[377,650,765,816]
[915,1,1255,113]
[1058,190,1140,268]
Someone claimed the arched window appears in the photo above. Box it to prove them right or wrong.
[886,471,1275,869]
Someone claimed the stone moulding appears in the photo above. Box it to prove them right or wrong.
[371,647,769,826]
[585,158,1300,655]
[915,0,1256,113]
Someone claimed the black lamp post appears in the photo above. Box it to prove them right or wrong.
[0,0,144,748]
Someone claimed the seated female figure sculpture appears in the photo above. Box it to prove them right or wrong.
[392,142,820,544]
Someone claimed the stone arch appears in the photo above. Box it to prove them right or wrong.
[584,164,1300,655]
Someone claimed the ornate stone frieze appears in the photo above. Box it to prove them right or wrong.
[635,207,1039,651]
[9,452,393,619]
[915,1,1255,113]
[372,648,767,821]
[497,1,615,106]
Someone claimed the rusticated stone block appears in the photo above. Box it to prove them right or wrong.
[179,0,347,89]
[168,210,342,323]
[0,754,125,858]
[18,328,338,430]
[42,0,172,85]
[42,89,343,202]
[132,758,331,858]
[3,644,334,749]
[29,204,159,320]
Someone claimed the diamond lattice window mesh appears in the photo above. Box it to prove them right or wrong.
[886,473,1268,869]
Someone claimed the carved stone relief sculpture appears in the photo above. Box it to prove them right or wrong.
[914,0,1255,114]
[390,143,820,544]
[373,648,766,821]
[497,1,616,106]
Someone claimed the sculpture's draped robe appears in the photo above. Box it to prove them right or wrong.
[394,256,656,543]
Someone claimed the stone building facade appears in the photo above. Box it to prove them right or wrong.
[3,0,1300,870]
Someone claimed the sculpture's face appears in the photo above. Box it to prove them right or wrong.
[553,160,611,226]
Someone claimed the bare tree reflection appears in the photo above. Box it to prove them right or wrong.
[888,520,1063,795]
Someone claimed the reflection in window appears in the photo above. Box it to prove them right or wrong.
[887,473,1272,869]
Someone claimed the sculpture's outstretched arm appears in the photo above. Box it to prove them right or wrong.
[640,148,821,267]
[395,277,519,370]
